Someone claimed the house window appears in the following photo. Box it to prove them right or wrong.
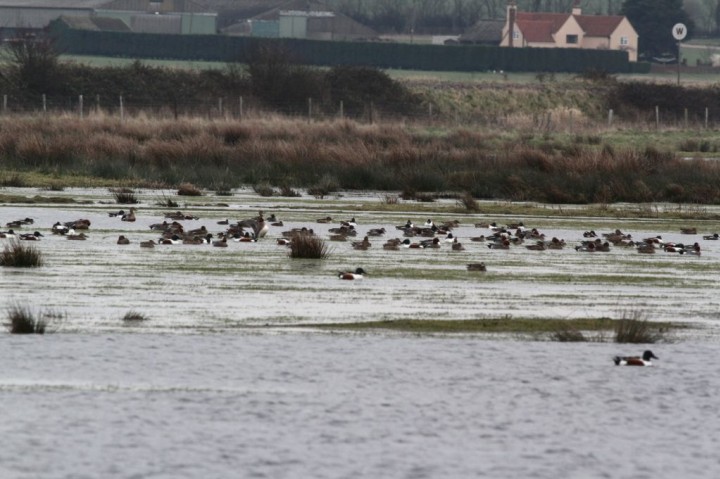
[513,30,519,39]
[566,34,578,44]
[620,36,629,46]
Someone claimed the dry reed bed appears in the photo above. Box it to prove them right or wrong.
[1,114,720,204]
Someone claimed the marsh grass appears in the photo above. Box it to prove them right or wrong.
[289,235,330,259]
[177,182,202,196]
[0,240,44,267]
[111,187,138,204]
[253,182,275,197]
[0,173,27,187]
[122,310,149,322]
[5,305,62,334]
[154,192,179,208]
[614,309,667,343]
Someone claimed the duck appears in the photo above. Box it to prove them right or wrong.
[422,219,435,229]
[636,243,656,254]
[186,225,208,237]
[66,232,88,240]
[470,235,486,242]
[422,237,442,249]
[396,220,413,230]
[216,219,230,225]
[680,227,697,235]
[487,240,510,250]
[108,210,125,218]
[341,217,357,228]
[351,236,371,250]
[212,235,228,247]
[140,240,156,248]
[613,350,658,366]
[19,231,43,240]
[526,240,546,251]
[316,216,333,224]
[233,232,256,243]
[6,217,33,227]
[159,234,182,245]
[401,238,424,249]
[121,208,136,222]
[702,233,719,240]
[338,267,366,280]
[451,238,465,251]
[546,237,566,250]
[51,222,70,235]
[276,238,292,246]
[466,263,487,272]
[684,243,701,256]
[117,235,130,245]
[237,214,269,239]
[68,219,91,229]
[0,229,17,239]
[366,227,386,237]
[443,232,455,243]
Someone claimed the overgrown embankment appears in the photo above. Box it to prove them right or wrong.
[2,115,720,204]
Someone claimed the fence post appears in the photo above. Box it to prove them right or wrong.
[79,95,83,119]
[119,95,124,121]
[42,94,46,113]
[705,107,709,129]
[655,105,659,129]
[608,109,613,127]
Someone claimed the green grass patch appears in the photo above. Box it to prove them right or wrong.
[295,317,681,334]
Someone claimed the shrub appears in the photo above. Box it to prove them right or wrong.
[289,235,329,259]
[177,182,202,196]
[0,173,26,187]
[278,184,301,197]
[5,305,62,334]
[458,192,479,212]
[551,325,588,342]
[111,187,138,204]
[0,240,43,267]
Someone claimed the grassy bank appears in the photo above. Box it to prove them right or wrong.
[2,114,720,205]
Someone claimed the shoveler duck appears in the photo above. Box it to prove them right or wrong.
[702,233,719,240]
[422,219,435,229]
[487,240,510,249]
[0,229,17,239]
[140,240,156,248]
[341,217,358,228]
[613,350,658,366]
[663,243,685,253]
[366,227,386,237]
[108,210,125,218]
[20,231,43,240]
[401,239,424,249]
[277,238,292,246]
[51,222,70,235]
[316,216,333,224]
[159,234,182,245]
[216,219,230,225]
[526,240,546,251]
[117,235,130,245]
[396,220,413,230]
[466,263,487,271]
[636,243,656,254]
[338,267,366,280]
[680,227,697,235]
[233,232,256,243]
[183,234,214,245]
[583,230,597,238]
[328,225,356,236]
[212,236,228,247]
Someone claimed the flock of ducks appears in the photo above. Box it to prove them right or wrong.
[1,211,712,281]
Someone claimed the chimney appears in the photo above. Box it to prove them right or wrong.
[572,0,581,16]
[507,1,516,48]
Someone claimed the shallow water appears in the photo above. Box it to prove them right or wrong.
[2,334,720,479]
[2,188,720,477]
[1,187,719,333]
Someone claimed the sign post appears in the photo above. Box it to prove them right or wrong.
[672,23,688,85]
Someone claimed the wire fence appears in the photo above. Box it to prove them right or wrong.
[1,93,719,131]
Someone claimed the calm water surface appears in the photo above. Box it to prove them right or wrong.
[1,333,719,479]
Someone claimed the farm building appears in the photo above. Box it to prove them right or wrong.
[500,0,639,61]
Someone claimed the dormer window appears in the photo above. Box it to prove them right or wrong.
[566,34,578,44]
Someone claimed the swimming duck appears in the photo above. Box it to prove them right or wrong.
[702,233,719,240]
[233,232,256,243]
[396,220,414,230]
[680,227,697,235]
[108,210,125,218]
[341,217,357,228]
[338,267,366,280]
[451,238,465,251]
[401,238,425,249]
[613,350,658,366]
[636,243,656,254]
[140,240,156,248]
[316,216,333,224]
[526,240,546,251]
[6,217,33,227]
[121,209,136,222]
[159,234,182,245]
[351,236,371,250]
[66,232,88,240]
[366,227,386,237]
[212,235,228,247]
[19,231,43,240]
[0,229,16,239]
[117,235,130,245]
[684,243,701,256]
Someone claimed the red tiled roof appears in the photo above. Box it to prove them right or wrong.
[515,12,570,43]
[575,15,625,37]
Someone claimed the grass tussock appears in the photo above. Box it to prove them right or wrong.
[5,305,62,334]
[122,310,150,322]
[613,309,666,343]
[289,235,330,259]
[111,187,138,204]
[177,182,202,196]
[0,240,44,267]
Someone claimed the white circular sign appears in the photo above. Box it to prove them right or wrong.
[672,23,687,41]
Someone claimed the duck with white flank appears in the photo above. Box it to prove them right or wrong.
[338,268,366,280]
[613,350,658,366]
[20,231,43,240]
